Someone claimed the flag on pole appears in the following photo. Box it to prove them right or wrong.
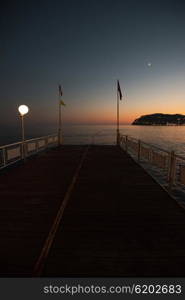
[58,84,66,106]
[60,100,66,106]
[59,85,63,96]
[117,80,122,100]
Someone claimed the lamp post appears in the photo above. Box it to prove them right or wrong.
[18,105,29,160]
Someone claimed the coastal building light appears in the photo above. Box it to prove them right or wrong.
[18,105,29,116]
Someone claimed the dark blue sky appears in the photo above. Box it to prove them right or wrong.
[1,0,185,128]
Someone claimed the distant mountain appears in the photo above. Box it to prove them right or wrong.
[132,113,185,125]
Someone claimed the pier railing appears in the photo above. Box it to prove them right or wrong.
[0,134,58,169]
[120,134,185,191]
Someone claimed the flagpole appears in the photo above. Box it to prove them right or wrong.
[116,81,120,145]
[58,88,62,146]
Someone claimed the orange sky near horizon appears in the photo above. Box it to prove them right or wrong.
[56,76,185,124]
[13,75,185,127]
[2,0,185,130]
[58,91,185,125]
[60,104,185,125]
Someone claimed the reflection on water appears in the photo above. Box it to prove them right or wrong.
[1,124,185,156]
[63,125,185,156]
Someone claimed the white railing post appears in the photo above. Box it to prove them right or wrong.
[149,148,153,164]
[168,150,176,189]
[2,148,6,167]
[119,135,122,146]
[21,142,24,160]
[36,140,39,152]
[45,136,48,149]
[125,135,128,152]
[24,142,27,159]
[138,140,141,162]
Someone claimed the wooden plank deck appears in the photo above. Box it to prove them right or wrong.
[0,145,185,276]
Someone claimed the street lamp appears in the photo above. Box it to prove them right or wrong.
[18,105,29,159]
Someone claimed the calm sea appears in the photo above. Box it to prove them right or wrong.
[1,124,185,156]
[63,125,185,156]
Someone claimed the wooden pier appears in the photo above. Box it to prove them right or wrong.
[0,145,185,277]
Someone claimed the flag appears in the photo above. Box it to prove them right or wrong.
[58,84,66,106]
[59,85,63,96]
[117,80,122,100]
[60,100,66,106]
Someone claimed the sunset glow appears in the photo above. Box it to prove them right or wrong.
[1,0,185,129]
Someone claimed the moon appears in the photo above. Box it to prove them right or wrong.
[147,62,152,67]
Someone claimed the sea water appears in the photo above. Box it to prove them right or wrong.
[1,124,185,156]
[63,125,185,156]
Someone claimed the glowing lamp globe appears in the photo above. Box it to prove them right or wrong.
[18,105,29,116]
